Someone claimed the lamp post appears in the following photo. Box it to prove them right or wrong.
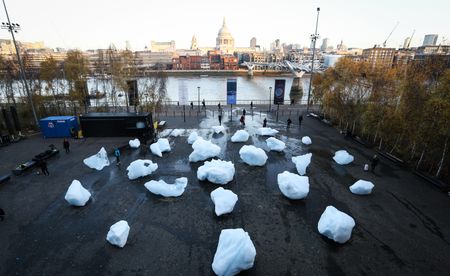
[1,0,39,128]
[306,7,320,113]
[197,86,200,112]
[268,86,272,112]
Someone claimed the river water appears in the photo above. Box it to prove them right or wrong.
[1,75,311,105]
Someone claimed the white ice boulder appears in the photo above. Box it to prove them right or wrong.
[189,138,221,162]
[257,127,279,136]
[106,220,130,248]
[231,130,249,142]
[333,150,354,165]
[212,228,256,276]
[212,125,226,134]
[144,177,188,197]
[64,180,91,206]
[170,129,184,137]
[126,159,158,180]
[197,159,235,185]
[211,187,238,216]
[239,145,268,166]
[349,180,374,195]
[302,136,312,145]
[187,131,199,144]
[129,138,141,148]
[277,171,309,199]
[266,137,286,152]
[317,206,355,244]
[150,138,171,157]
[83,147,110,170]
[291,153,312,176]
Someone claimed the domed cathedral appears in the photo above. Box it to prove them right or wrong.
[216,18,235,53]
[190,35,198,50]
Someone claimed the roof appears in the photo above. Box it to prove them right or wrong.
[80,112,151,118]
[40,116,76,121]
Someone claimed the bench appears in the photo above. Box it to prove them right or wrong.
[0,174,11,184]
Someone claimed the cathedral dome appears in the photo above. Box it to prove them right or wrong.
[217,18,232,37]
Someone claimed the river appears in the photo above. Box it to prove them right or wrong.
[0,75,311,105]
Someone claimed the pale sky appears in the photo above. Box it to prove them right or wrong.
[1,0,449,51]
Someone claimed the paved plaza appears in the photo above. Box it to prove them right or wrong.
[0,110,449,275]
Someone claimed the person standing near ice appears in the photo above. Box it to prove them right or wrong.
[263,118,267,127]
[240,115,245,127]
[39,160,49,175]
[63,138,70,153]
[299,114,303,126]
[371,155,379,172]
[114,148,121,165]
[287,118,292,129]
[243,109,246,116]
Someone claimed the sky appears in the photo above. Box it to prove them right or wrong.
[1,0,449,51]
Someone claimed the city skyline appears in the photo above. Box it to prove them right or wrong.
[0,0,449,51]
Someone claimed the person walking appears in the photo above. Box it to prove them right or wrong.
[190,102,194,109]
[202,99,206,109]
[263,118,267,127]
[287,118,292,129]
[371,154,379,172]
[243,109,246,116]
[240,115,245,127]
[250,101,253,109]
[218,114,222,126]
[298,114,303,126]
[114,148,121,165]
[40,160,49,175]
[63,138,70,153]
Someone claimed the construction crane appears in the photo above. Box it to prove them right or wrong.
[382,21,399,48]
[406,29,415,49]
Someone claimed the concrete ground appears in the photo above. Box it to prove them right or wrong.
[0,109,449,275]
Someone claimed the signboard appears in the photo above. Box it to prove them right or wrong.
[274,79,286,105]
[227,79,237,105]
[178,81,189,105]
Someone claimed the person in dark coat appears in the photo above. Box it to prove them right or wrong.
[218,102,221,110]
[202,99,206,109]
[299,114,303,126]
[190,102,194,109]
[250,101,253,109]
[240,115,245,126]
[63,138,70,153]
[371,155,379,172]
[263,118,267,127]
[114,148,121,165]
[0,208,5,221]
[40,160,49,175]
[243,109,246,116]
[287,118,292,129]
[218,114,222,126]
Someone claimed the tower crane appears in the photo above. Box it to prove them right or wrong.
[382,21,399,48]
[406,29,415,49]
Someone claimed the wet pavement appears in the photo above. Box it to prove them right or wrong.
[0,109,449,275]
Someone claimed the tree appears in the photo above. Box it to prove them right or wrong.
[64,50,89,113]
[40,56,60,114]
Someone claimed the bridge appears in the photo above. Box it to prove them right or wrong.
[241,60,327,77]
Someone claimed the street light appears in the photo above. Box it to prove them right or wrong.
[268,86,272,112]
[1,0,39,128]
[197,86,200,112]
[306,7,320,113]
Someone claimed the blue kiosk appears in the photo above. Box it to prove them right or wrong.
[39,116,79,138]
